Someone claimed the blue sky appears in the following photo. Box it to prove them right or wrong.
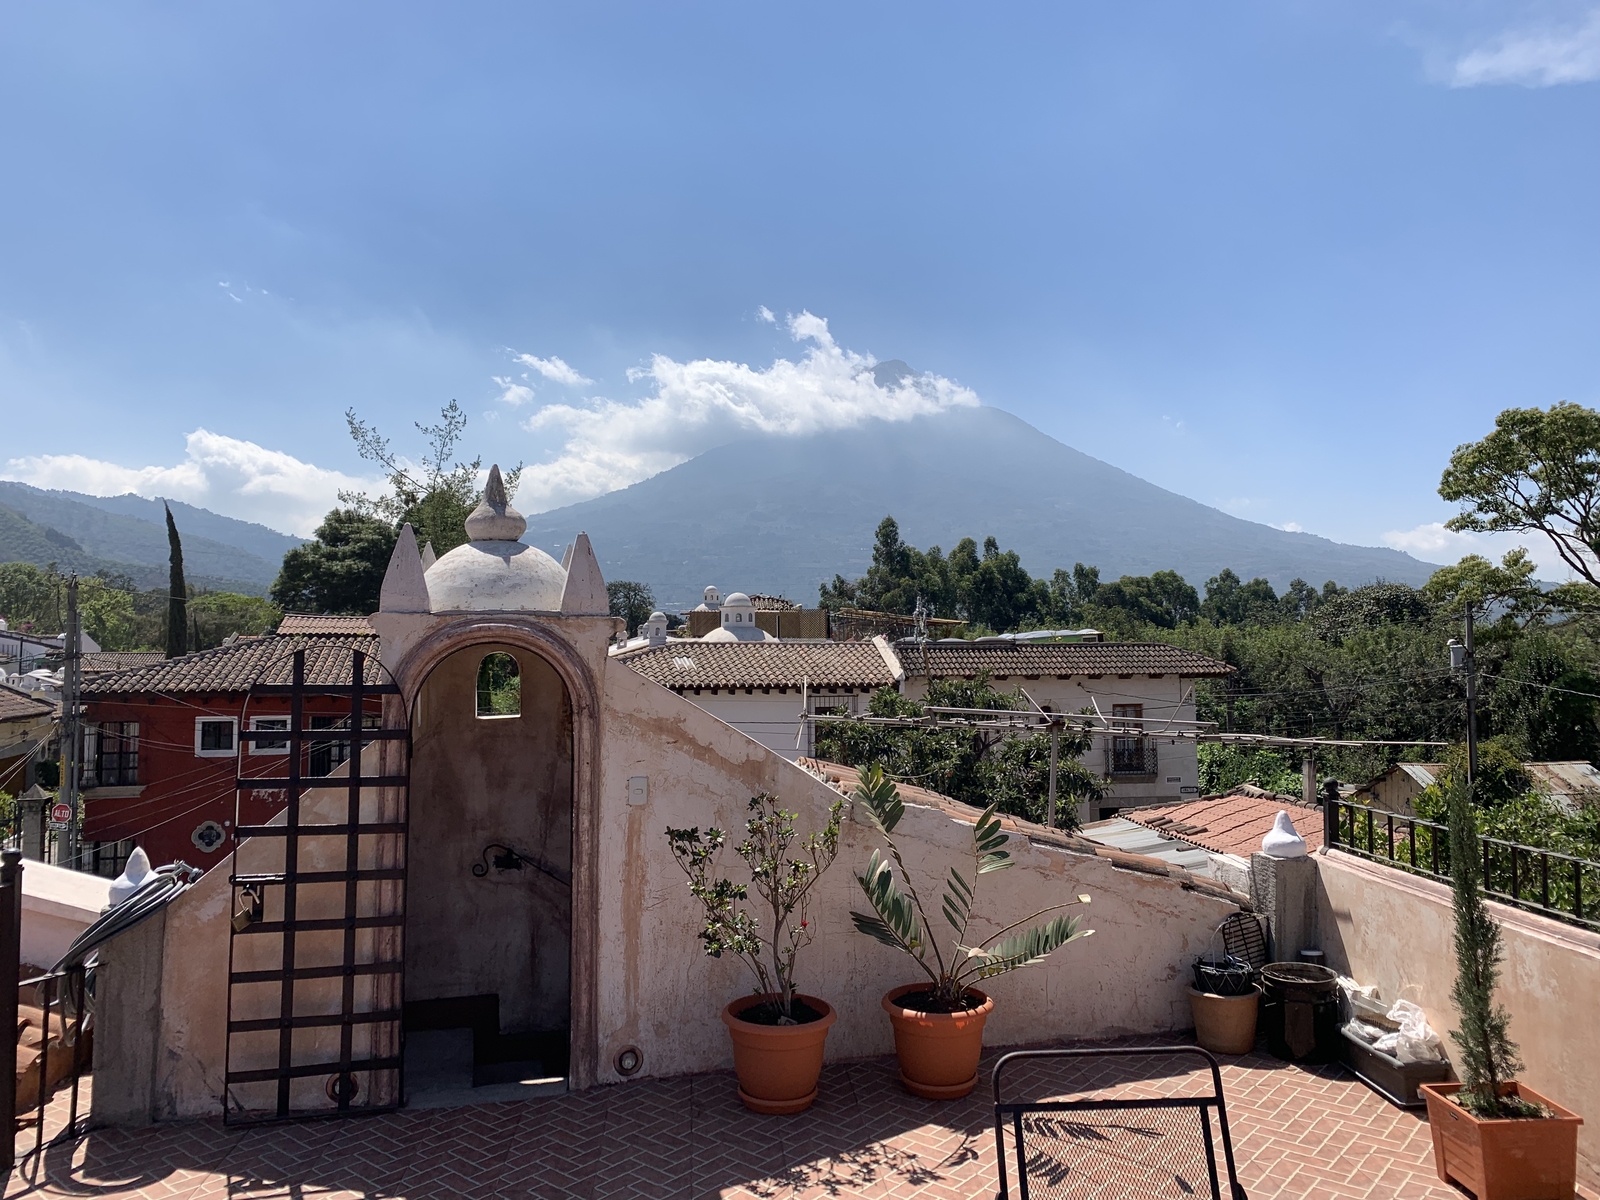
[2,2,1597,575]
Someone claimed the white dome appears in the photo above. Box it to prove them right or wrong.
[702,623,776,642]
[426,540,568,612]
[722,592,752,608]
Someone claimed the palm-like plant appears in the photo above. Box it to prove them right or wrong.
[849,765,1093,1011]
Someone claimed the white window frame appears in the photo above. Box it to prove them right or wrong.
[194,716,239,758]
[248,716,291,756]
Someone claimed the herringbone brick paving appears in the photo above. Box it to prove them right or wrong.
[0,1047,1505,1199]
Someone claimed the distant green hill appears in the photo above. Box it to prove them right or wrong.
[0,482,290,588]
[0,501,270,596]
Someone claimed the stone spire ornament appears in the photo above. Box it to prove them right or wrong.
[464,465,526,542]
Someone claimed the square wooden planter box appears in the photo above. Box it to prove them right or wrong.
[1420,1081,1583,1200]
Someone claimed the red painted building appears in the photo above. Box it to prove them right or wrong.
[81,616,381,871]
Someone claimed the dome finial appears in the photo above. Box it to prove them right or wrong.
[464,464,527,542]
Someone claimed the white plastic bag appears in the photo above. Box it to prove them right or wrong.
[1372,999,1446,1063]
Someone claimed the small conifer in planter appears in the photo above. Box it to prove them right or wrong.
[666,791,845,1113]
[1419,776,1583,1199]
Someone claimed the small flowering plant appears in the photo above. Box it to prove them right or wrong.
[667,791,845,1024]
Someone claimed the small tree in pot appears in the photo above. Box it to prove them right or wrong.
[1418,775,1583,1198]
[667,791,844,1113]
[849,765,1094,1098]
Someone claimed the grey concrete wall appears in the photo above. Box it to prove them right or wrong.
[1250,852,1320,962]
[406,642,574,1034]
[1317,848,1600,1191]
[89,909,167,1127]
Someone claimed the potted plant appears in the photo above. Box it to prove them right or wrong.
[1419,776,1582,1200]
[849,765,1093,1098]
[667,790,844,1114]
[1187,951,1258,1056]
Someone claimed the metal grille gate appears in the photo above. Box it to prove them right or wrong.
[226,646,410,1123]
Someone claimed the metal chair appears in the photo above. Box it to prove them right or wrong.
[993,1046,1249,1199]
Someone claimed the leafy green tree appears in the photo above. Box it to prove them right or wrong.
[164,504,187,659]
[607,581,657,635]
[1440,402,1600,590]
[343,400,523,555]
[1200,569,1279,626]
[189,592,283,649]
[1090,570,1199,630]
[1196,744,1304,796]
[1483,631,1600,762]
[270,509,398,615]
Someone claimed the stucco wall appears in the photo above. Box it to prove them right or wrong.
[407,642,573,1033]
[1317,849,1600,1189]
[594,663,1241,1084]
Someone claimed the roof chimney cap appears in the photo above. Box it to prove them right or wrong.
[464,465,526,542]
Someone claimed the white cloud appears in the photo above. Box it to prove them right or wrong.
[756,305,776,324]
[515,311,979,512]
[1381,522,1579,578]
[492,376,537,407]
[1273,521,1305,533]
[2,430,379,537]
[1452,8,1600,86]
[512,353,592,387]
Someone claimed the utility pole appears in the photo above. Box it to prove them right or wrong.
[61,575,81,870]
[1047,721,1059,829]
[1449,605,1479,786]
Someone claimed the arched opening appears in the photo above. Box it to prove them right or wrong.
[476,652,521,717]
[404,641,573,1101]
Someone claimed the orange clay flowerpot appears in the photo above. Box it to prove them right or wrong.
[1420,1081,1582,1200]
[882,984,994,1099]
[721,994,837,1114]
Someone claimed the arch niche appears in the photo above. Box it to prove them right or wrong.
[396,621,599,1091]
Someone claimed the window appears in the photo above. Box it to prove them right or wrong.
[249,717,290,756]
[95,722,139,787]
[476,653,521,718]
[1107,704,1154,776]
[309,714,380,776]
[195,717,238,757]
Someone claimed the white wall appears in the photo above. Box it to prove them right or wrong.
[21,858,110,969]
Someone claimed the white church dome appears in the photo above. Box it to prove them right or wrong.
[424,466,569,613]
[702,591,775,641]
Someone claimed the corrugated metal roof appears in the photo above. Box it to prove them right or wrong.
[892,640,1232,679]
[619,641,895,690]
[1077,818,1218,877]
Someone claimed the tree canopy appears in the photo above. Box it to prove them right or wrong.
[607,581,657,635]
[270,509,397,615]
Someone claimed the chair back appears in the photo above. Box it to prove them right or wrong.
[992,1045,1248,1199]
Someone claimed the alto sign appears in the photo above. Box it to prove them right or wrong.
[51,802,73,824]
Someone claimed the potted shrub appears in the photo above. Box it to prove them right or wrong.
[667,790,844,1114]
[1419,776,1583,1199]
[849,765,1093,1098]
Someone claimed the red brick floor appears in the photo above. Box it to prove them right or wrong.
[0,1046,1521,1200]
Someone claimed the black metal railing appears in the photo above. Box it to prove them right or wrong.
[14,963,91,1159]
[1325,799,1600,933]
[1105,740,1158,777]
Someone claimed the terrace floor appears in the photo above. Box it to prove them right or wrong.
[0,1042,1570,1200]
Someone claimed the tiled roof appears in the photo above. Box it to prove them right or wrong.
[83,634,383,696]
[81,651,166,674]
[619,641,895,690]
[893,639,1232,678]
[1121,788,1324,858]
[797,759,1246,906]
[277,613,377,636]
[0,685,55,723]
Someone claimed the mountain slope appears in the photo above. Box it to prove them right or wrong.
[522,406,1439,610]
[52,491,303,564]
[0,482,287,587]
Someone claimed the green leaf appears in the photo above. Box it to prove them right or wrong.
[942,867,972,931]
[856,851,920,950]
[853,764,905,834]
[963,915,1088,978]
[850,910,909,950]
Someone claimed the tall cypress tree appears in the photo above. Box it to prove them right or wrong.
[1446,774,1524,1116]
[165,503,188,659]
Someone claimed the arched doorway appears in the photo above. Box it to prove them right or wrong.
[403,640,574,1099]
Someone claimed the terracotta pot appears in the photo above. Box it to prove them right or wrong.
[1420,1081,1583,1200]
[881,984,994,1099]
[1188,986,1259,1056]
[721,993,837,1114]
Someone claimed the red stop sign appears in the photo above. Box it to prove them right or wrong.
[51,803,72,823]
